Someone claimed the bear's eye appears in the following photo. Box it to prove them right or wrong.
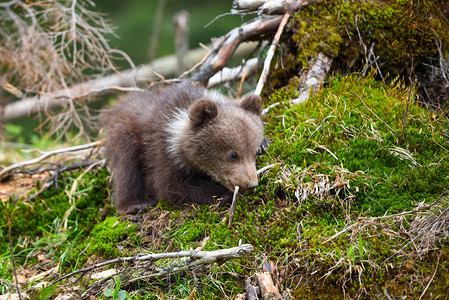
[229,151,238,161]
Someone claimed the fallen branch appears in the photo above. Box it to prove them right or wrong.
[0,44,257,122]
[189,15,283,85]
[26,159,104,201]
[53,244,254,286]
[262,52,333,116]
[0,140,103,181]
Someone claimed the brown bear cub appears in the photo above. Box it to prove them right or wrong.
[102,84,265,213]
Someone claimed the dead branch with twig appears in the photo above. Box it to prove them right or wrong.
[49,244,254,299]
[189,15,283,85]
[0,140,103,181]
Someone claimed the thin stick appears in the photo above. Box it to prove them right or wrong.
[228,185,240,228]
[257,163,277,176]
[237,60,247,98]
[419,255,440,299]
[0,140,103,180]
[254,13,290,96]
[323,190,449,245]
[321,223,357,244]
[180,48,212,79]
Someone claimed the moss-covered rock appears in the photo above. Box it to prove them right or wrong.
[269,0,449,106]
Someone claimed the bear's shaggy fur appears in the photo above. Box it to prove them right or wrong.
[102,84,265,213]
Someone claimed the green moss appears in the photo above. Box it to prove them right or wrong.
[0,167,111,267]
[63,216,139,268]
[263,72,449,216]
[271,0,449,90]
[290,6,343,66]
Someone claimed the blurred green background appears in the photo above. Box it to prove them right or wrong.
[94,0,245,66]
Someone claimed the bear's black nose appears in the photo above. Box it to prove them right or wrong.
[247,182,258,189]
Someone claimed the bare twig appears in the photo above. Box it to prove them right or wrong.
[228,185,240,228]
[382,198,449,264]
[27,159,104,201]
[358,192,446,221]
[323,191,449,245]
[254,13,290,96]
[0,1,120,94]
[321,223,358,245]
[1,43,258,122]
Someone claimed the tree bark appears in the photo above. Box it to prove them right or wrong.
[256,272,283,300]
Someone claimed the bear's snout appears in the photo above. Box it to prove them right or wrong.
[246,182,258,189]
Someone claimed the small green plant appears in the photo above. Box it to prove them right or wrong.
[103,277,129,300]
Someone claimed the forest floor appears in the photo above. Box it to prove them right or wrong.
[1,72,449,299]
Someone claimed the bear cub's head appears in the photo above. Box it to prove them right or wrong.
[176,94,265,192]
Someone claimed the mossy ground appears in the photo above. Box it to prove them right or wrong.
[1,71,448,299]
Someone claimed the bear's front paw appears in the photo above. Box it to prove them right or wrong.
[122,201,158,214]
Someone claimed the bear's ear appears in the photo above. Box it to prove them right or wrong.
[189,99,218,129]
[240,95,262,115]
